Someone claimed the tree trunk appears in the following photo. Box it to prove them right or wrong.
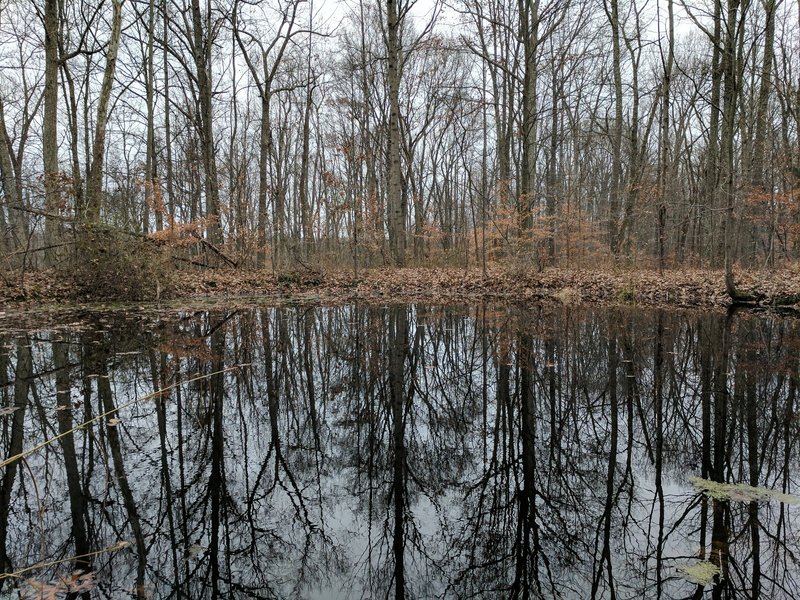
[0,99,26,253]
[163,0,175,222]
[61,64,85,221]
[191,0,223,246]
[657,0,675,273]
[749,0,778,191]
[42,0,59,263]
[702,0,723,264]
[84,0,123,223]
[605,0,625,255]
[386,0,405,266]
[145,0,159,232]
[299,69,314,259]
[545,56,560,263]
[721,0,747,299]
[518,0,540,256]
[256,75,275,270]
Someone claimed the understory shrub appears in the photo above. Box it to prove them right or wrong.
[68,224,175,301]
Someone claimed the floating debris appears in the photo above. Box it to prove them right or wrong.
[678,560,721,586]
[689,476,800,504]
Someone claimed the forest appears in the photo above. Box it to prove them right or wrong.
[0,0,798,300]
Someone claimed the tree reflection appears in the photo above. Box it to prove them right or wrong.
[0,339,32,591]
[0,305,797,598]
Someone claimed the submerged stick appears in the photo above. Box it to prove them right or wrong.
[0,541,131,581]
[0,364,249,470]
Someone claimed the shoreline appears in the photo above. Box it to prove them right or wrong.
[2,266,799,316]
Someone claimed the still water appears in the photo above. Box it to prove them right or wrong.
[0,303,797,599]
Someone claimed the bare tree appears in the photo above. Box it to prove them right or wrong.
[385,0,405,265]
[190,0,222,245]
[232,0,303,269]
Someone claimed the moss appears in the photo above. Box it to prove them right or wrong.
[277,269,323,286]
[616,286,636,303]
[689,476,800,504]
[277,271,299,284]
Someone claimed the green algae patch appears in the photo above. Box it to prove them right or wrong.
[678,560,721,586]
[689,476,800,504]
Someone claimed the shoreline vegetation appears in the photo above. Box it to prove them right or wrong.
[2,266,799,319]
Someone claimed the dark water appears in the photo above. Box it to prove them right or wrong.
[0,304,798,599]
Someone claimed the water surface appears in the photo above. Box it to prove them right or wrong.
[0,303,798,599]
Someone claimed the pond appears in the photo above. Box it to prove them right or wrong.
[0,303,798,599]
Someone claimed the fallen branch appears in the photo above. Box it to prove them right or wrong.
[198,237,238,268]
[2,241,74,257]
[770,294,800,307]
[171,255,221,269]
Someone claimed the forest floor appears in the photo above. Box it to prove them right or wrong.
[2,265,800,315]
